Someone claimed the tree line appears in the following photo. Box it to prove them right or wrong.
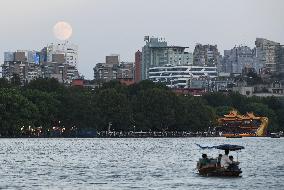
[0,77,283,137]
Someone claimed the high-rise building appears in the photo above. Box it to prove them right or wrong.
[44,41,80,83]
[134,50,142,83]
[46,41,78,67]
[193,44,221,67]
[142,36,192,80]
[222,46,256,74]
[255,38,281,75]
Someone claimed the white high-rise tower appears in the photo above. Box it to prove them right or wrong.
[47,41,78,67]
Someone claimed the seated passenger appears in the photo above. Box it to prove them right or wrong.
[217,154,222,167]
[228,156,239,170]
[220,149,232,169]
[229,155,239,165]
[199,154,210,168]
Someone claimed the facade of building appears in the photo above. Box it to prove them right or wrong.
[279,45,284,77]
[40,62,79,84]
[27,63,42,82]
[193,44,221,67]
[93,63,118,82]
[211,77,235,92]
[2,50,40,83]
[2,61,28,83]
[93,55,135,84]
[4,52,14,62]
[134,50,142,83]
[255,38,281,75]
[222,46,256,74]
[40,47,48,62]
[148,65,217,89]
[142,36,192,80]
[232,82,284,97]
[52,53,65,64]
[117,62,134,80]
[106,55,120,65]
[46,41,78,66]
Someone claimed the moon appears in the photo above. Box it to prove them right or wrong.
[53,21,73,41]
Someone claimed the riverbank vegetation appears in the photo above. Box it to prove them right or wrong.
[0,78,283,137]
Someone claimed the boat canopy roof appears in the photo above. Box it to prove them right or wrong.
[196,144,245,151]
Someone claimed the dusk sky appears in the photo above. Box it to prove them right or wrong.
[0,0,283,79]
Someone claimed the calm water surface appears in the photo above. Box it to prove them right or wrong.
[0,138,283,190]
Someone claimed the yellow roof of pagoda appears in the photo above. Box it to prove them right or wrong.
[221,110,261,121]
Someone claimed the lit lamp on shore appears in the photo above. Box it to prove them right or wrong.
[108,122,112,134]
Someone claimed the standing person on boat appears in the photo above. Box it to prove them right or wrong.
[220,149,232,169]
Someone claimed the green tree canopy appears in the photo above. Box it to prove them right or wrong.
[245,102,279,132]
[25,78,65,93]
[0,88,38,137]
[96,88,131,131]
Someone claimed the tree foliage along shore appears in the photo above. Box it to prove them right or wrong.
[0,78,283,137]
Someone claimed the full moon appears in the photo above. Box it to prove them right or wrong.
[53,21,73,41]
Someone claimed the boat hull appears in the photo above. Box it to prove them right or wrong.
[198,167,242,177]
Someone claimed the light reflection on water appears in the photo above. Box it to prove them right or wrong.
[0,138,283,190]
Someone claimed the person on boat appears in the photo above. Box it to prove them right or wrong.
[228,156,239,170]
[217,154,222,167]
[199,154,210,168]
[220,149,232,169]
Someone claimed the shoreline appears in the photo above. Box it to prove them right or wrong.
[2,130,283,138]
[0,136,281,139]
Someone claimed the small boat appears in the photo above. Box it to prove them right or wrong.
[226,135,242,138]
[271,135,280,138]
[239,133,256,137]
[198,166,242,177]
[196,144,244,177]
[270,133,281,138]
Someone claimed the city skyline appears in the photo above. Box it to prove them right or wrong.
[0,0,283,79]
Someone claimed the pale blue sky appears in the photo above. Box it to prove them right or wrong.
[0,0,283,79]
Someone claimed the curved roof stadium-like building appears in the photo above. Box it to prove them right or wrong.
[148,65,217,89]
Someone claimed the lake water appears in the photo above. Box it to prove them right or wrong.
[0,138,283,190]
